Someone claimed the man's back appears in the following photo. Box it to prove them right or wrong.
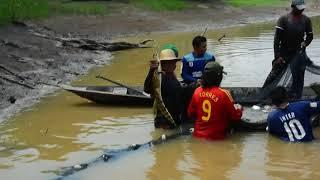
[188,86,242,140]
[267,101,316,142]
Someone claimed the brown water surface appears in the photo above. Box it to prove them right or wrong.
[1,17,320,179]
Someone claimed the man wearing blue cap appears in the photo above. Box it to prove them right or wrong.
[263,0,313,99]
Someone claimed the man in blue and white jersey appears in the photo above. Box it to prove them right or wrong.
[267,86,318,142]
[181,36,215,84]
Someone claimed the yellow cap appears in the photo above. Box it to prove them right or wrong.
[159,49,180,61]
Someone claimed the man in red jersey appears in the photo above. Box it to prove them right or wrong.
[188,61,243,140]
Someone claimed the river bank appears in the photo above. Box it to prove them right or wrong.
[0,1,319,122]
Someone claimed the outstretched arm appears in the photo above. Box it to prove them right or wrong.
[144,60,158,95]
[224,91,242,122]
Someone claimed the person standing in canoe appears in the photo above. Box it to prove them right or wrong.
[267,86,317,142]
[262,0,313,99]
[188,61,243,140]
[144,44,185,129]
[181,36,215,84]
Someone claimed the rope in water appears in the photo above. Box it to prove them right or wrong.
[56,128,192,179]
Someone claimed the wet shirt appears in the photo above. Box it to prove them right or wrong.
[181,52,215,83]
[188,86,242,140]
[157,73,183,126]
[267,101,319,142]
[144,70,183,128]
[274,14,313,58]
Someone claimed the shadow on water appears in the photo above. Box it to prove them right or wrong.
[71,102,150,108]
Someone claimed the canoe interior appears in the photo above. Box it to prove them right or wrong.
[85,86,146,96]
[62,85,152,106]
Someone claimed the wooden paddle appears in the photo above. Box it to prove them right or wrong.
[201,24,208,37]
[96,75,146,95]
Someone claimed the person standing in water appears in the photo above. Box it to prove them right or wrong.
[144,45,184,129]
[181,36,215,84]
[188,61,243,140]
[263,0,313,99]
[267,86,317,142]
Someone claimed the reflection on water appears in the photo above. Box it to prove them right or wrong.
[1,16,320,179]
[215,33,320,87]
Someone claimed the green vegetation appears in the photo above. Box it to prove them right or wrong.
[0,0,291,25]
[226,0,287,7]
[49,1,108,15]
[0,0,108,24]
[311,16,320,38]
[0,0,49,24]
[131,0,188,11]
[0,0,189,24]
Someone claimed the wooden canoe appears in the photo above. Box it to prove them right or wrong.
[62,85,153,106]
[62,85,320,106]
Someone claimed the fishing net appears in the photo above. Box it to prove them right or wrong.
[241,50,320,103]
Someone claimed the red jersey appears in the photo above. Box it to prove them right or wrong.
[188,86,242,140]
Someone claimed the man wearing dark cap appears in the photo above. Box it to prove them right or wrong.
[188,61,243,140]
[263,0,313,99]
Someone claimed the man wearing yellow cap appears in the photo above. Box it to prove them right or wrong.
[144,45,184,129]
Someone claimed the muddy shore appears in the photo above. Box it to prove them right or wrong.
[0,1,319,122]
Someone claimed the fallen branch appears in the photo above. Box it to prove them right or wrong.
[0,64,26,81]
[12,21,28,27]
[0,76,34,89]
[31,31,153,51]
[0,39,20,48]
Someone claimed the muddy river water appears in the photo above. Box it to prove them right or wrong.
[1,17,320,179]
